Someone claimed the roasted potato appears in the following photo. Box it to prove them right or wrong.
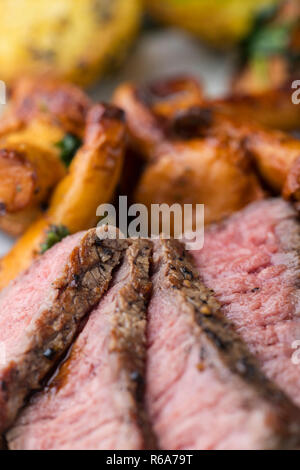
[201,102,300,204]
[48,104,125,233]
[144,0,280,47]
[0,103,125,290]
[244,126,300,197]
[0,143,66,236]
[234,0,300,94]
[0,0,141,86]
[211,85,300,131]
[115,76,300,227]
[193,98,300,202]
[0,76,91,137]
[114,76,204,203]
[135,137,265,228]
[114,76,204,158]
[0,77,91,236]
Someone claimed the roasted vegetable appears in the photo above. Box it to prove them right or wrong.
[244,126,300,197]
[55,134,82,167]
[202,102,300,204]
[0,103,125,290]
[114,76,204,157]
[144,0,280,47]
[234,0,300,93]
[211,85,300,131]
[114,76,300,228]
[48,104,125,233]
[0,77,91,236]
[134,137,265,228]
[0,0,141,86]
[194,98,300,203]
[0,143,66,236]
[0,76,91,137]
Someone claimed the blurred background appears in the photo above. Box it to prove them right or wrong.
[0,0,298,98]
[0,0,299,254]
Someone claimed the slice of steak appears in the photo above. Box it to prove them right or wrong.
[146,238,300,450]
[0,229,128,434]
[8,240,156,450]
[191,198,300,410]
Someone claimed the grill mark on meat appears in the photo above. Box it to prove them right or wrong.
[7,240,157,450]
[0,230,129,434]
[105,240,157,449]
[146,238,300,450]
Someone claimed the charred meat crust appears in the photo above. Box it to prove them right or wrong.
[155,238,300,449]
[0,230,129,434]
[108,239,157,450]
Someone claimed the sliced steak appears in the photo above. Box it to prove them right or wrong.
[8,240,156,450]
[146,238,300,450]
[0,229,128,434]
[191,198,300,410]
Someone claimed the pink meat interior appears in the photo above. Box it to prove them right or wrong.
[0,232,84,361]
[191,198,300,407]
[9,258,144,450]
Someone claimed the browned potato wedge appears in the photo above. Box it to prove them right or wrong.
[198,105,300,203]
[114,79,265,231]
[0,76,91,137]
[0,103,125,290]
[0,0,141,87]
[0,207,42,239]
[244,127,300,198]
[202,106,300,199]
[48,104,125,233]
[0,142,66,208]
[0,141,66,236]
[212,86,300,132]
[114,77,300,224]
[135,137,265,227]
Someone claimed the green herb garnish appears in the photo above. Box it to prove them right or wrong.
[40,224,70,254]
[248,24,291,58]
[55,133,82,167]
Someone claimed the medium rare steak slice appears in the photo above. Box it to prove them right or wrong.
[191,198,300,410]
[146,239,300,450]
[8,240,156,450]
[0,229,128,434]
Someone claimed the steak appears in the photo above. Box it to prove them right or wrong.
[146,238,300,450]
[8,240,156,450]
[190,198,300,410]
[0,229,128,434]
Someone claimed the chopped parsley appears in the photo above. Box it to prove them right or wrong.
[40,224,70,254]
[241,3,294,61]
[55,133,82,167]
